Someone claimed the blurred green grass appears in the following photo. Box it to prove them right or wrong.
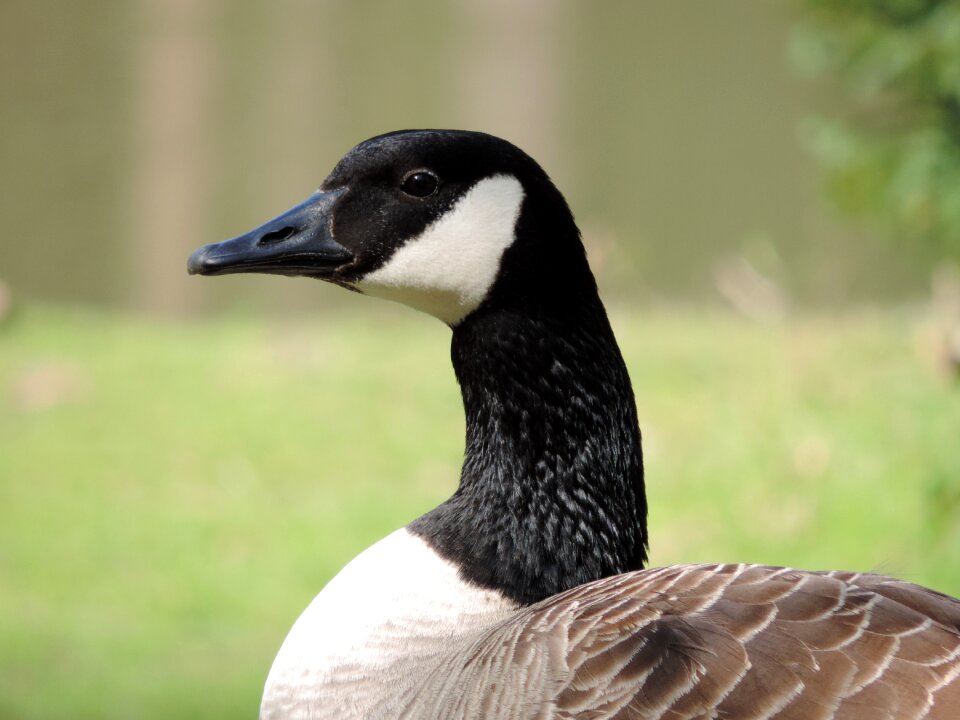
[1,302,958,719]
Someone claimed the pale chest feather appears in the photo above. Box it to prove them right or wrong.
[260,528,518,720]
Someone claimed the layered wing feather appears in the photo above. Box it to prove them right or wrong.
[402,564,960,719]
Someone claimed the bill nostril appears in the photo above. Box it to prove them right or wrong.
[258,226,297,246]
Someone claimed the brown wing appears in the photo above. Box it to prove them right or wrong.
[403,564,960,719]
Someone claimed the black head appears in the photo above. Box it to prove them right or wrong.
[188,130,647,603]
[188,130,590,325]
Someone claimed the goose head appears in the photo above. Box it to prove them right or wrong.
[188,129,588,326]
[189,130,646,605]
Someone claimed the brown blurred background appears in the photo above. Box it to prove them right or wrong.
[3,0,929,316]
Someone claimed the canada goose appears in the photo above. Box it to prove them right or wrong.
[188,130,960,719]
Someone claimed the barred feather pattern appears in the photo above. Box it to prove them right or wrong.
[397,564,960,719]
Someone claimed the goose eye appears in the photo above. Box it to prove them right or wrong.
[400,171,439,198]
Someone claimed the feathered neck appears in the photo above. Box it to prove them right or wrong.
[410,288,647,605]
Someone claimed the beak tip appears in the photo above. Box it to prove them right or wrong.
[187,246,212,276]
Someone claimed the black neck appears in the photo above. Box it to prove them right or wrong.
[409,289,647,605]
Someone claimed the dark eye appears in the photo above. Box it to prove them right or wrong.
[400,170,439,198]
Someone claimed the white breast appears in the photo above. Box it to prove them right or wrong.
[260,528,518,720]
[357,174,525,325]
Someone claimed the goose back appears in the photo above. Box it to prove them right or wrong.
[403,564,960,719]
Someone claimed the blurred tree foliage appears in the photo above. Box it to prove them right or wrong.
[795,0,960,261]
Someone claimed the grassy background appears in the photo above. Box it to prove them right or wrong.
[1,302,958,718]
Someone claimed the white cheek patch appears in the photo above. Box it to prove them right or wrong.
[356,174,525,325]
